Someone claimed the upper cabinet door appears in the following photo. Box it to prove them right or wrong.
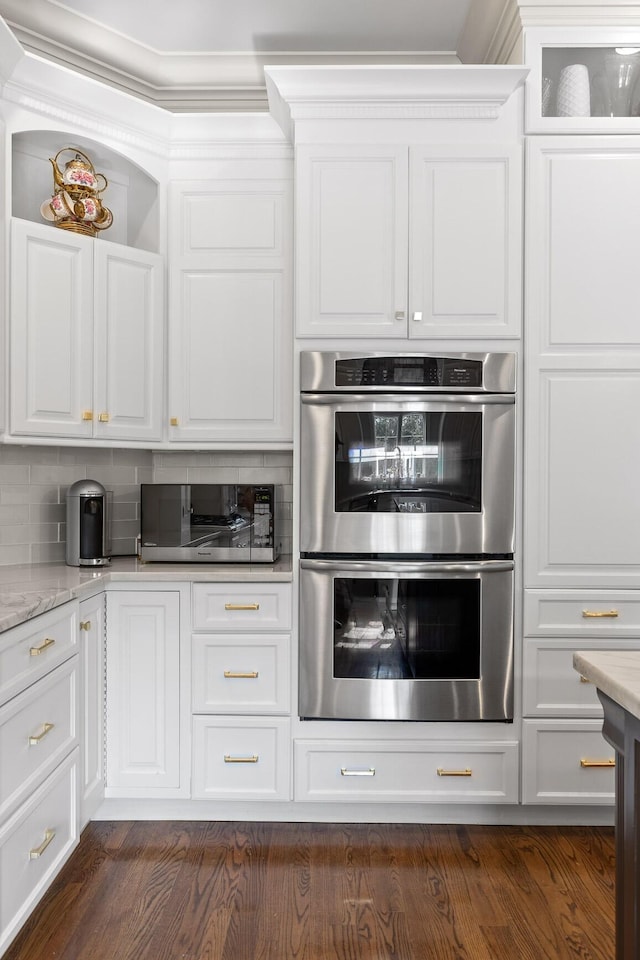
[168,179,292,443]
[295,145,409,338]
[93,243,164,441]
[10,218,93,438]
[409,144,522,339]
[527,136,640,354]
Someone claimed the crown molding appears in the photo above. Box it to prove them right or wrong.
[265,64,529,139]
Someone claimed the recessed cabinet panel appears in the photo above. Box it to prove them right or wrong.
[525,366,640,586]
[528,138,640,351]
[181,189,282,256]
[106,592,181,793]
[410,149,519,336]
[168,179,292,443]
[296,145,408,337]
[94,244,163,440]
[10,220,93,437]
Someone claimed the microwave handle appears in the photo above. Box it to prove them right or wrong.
[300,558,514,575]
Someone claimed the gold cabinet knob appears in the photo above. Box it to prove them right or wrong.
[82,411,94,421]
[98,413,110,423]
[170,417,179,426]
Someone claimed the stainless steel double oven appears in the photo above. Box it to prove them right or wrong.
[299,351,516,723]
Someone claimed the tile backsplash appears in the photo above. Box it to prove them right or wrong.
[0,447,293,565]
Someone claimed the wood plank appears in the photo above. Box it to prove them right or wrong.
[2,822,615,960]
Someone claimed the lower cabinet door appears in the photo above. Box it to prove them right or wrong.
[294,739,519,803]
[192,716,291,801]
[106,592,183,797]
[0,750,79,956]
[521,720,616,804]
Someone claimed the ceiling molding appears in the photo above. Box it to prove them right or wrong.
[0,0,514,112]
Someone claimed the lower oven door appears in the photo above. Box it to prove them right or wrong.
[299,558,514,722]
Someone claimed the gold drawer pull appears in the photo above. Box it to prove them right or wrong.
[340,768,376,777]
[29,637,55,657]
[224,603,260,611]
[580,758,615,768]
[224,671,259,679]
[224,754,259,763]
[80,620,91,631]
[437,768,473,777]
[29,722,55,745]
[29,828,56,860]
[582,609,619,618]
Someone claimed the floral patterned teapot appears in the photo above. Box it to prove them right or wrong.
[49,147,107,197]
[42,146,113,237]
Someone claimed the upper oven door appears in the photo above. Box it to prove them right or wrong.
[300,394,515,556]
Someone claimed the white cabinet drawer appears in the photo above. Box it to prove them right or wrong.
[0,658,78,822]
[0,601,78,707]
[521,720,615,805]
[192,716,290,800]
[192,634,290,714]
[294,740,519,804]
[524,591,640,637]
[192,583,291,632]
[522,638,640,718]
[0,749,79,956]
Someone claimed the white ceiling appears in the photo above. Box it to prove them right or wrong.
[0,0,514,111]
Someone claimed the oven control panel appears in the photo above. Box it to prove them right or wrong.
[334,356,483,388]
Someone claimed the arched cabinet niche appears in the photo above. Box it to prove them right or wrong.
[11,130,159,253]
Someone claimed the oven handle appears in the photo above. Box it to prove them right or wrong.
[300,558,514,574]
[301,393,515,405]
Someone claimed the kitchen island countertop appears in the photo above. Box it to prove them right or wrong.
[0,556,293,634]
[573,649,640,722]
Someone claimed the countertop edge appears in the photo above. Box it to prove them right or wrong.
[0,557,293,635]
[574,650,640,723]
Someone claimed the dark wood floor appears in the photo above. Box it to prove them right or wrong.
[4,821,615,960]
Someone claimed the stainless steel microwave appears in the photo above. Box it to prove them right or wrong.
[140,484,280,563]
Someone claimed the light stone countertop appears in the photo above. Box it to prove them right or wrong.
[0,556,293,634]
[574,650,640,722]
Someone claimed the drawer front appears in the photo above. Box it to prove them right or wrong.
[0,750,79,955]
[0,602,78,706]
[294,740,519,804]
[192,583,292,632]
[524,591,640,637]
[522,638,640,718]
[192,634,290,714]
[521,720,615,805]
[192,716,291,800]
[0,658,79,821]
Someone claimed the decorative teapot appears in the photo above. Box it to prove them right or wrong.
[49,147,107,197]
[42,146,113,237]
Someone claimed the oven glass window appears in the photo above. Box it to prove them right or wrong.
[333,577,481,680]
[335,411,482,513]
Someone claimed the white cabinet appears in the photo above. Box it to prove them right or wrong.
[294,740,519,804]
[78,594,105,827]
[167,179,292,444]
[190,582,292,801]
[105,590,187,797]
[295,143,522,339]
[0,602,80,956]
[524,138,640,589]
[10,218,164,443]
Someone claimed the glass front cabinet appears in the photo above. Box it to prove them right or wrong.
[524,26,640,132]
